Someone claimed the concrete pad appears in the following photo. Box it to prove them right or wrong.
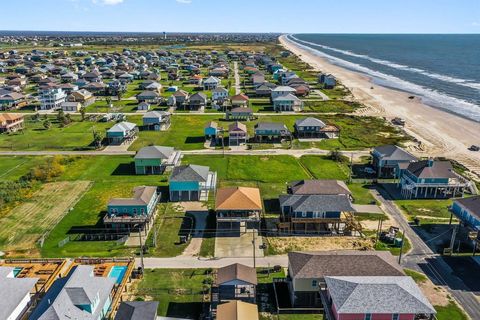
[352,204,383,214]
[215,230,264,258]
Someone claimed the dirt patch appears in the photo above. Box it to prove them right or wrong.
[419,278,450,306]
[173,201,208,212]
[360,217,394,231]
[267,236,374,254]
[0,181,92,255]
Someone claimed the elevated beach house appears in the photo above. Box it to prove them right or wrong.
[226,107,254,121]
[279,180,356,235]
[271,86,296,100]
[134,146,180,175]
[30,265,116,320]
[450,196,480,233]
[215,187,262,231]
[228,121,248,146]
[114,301,159,320]
[169,164,217,201]
[371,145,417,178]
[203,76,221,90]
[0,266,38,320]
[211,263,257,307]
[106,121,138,145]
[230,93,250,107]
[187,92,208,110]
[323,276,436,320]
[136,90,160,104]
[216,300,258,320]
[294,117,340,139]
[254,122,291,143]
[398,159,473,199]
[205,121,221,140]
[212,87,229,103]
[142,110,171,131]
[286,251,405,307]
[272,93,303,112]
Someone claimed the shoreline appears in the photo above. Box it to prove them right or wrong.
[279,34,480,177]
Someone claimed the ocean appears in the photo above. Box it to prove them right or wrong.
[288,34,480,122]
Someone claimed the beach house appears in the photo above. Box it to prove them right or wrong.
[228,121,248,146]
[142,110,171,131]
[294,117,340,139]
[169,164,217,201]
[271,86,296,100]
[254,122,291,142]
[371,145,417,178]
[451,196,480,231]
[272,93,303,112]
[212,263,257,305]
[205,121,221,140]
[39,86,67,110]
[203,76,221,90]
[104,186,160,231]
[0,266,39,320]
[216,301,258,320]
[215,187,262,231]
[106,121,138,145]
[0,113,24,133]
[114,301,159,320]
[134,146,180,175]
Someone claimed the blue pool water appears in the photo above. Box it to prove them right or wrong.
[108,266,127,284]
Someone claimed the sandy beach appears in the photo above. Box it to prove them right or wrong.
[280,35,480,178]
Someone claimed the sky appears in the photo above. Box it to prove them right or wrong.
[0,0,479,33]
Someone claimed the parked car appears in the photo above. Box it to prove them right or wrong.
[469,145,479,151]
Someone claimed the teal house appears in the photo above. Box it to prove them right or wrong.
[451,196,480,231]
[254,122,291,142]
[134,146,180,175]
[204,121,220,139]
[169,165,217,201]
[106,121,138,145]
[104,186,159,231]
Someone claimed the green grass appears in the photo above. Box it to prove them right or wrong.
[348,183,377,204]
[404,268,428,283]
[374,231,412,256]
[134,269,211,319]
[435,302,469,320]
[396,199,453,221]
[0,156,41,181]
[303,100,360,113]
[199,212,216,257]
[40,155,167,258]
[299,155,349,180]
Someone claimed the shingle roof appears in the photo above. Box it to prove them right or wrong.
[170,164,210,182]
[216,263,257,285]
[279,194,354,213]
[295,117,326,128]
[0,267,39,320]
[135,146,174,160]
[108,186,157,207]
[272,93,300,102]
[455,196,480,219]
[288,251,405,279]
[143,111,170,119]
[406,160,457,179]
[107,121,137,133]
[373,145,417,162]
[228,121,247,132]
[215,187,262,211]
[288,180,351,196]
[216,301,259,320]
[114,301,159,320]
[326,276,435,315]
[255,122,288,131]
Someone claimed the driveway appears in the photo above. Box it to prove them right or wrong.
[215,230,264,258]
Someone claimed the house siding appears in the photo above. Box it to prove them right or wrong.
[452,202,480,229]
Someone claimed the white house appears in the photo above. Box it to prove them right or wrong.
[203,76,221,90]
[271,86,296,100]
[40,87,67,110]
[212,87,229,102]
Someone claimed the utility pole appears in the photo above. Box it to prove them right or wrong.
[252,229,256,269]
[398,230,406,264]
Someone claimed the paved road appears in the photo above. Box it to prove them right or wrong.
[373,187,480,319]
[233,61,241,95]
[138,255,288,269]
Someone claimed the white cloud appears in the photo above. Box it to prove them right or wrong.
[472,22,480,27]
[92,0,124,5]
[176,0,192,4]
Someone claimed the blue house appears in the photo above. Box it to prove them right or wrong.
[30,265,115,320]
[204,121,220,139]
[371,145,417,178]
[451,196,480,231]
[398,160,472,199]
[104,186,159,231]
[142,111,171,131]
[169,165,217,201]
[254,122,291,142]
[106,121,138,145]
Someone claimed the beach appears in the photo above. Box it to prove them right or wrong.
[280,35,480,178]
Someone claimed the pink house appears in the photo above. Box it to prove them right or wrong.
[323,276,436,320]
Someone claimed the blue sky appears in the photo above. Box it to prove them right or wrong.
[1,0,479,33]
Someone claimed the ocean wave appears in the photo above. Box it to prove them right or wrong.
[289,35,480,91]
[287,35,480,122]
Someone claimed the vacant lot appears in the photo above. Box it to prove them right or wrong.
[396,199,453,222]
[0,180,91,256]
[265,236,374,255]
[0,156,40,181]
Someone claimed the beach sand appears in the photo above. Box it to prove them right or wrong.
[280,35,480,178]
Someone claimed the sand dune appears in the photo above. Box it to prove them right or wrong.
[280,35,480,178]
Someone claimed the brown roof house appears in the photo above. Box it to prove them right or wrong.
[215,187,262,231]
[211,263,257,310]
[0,113,24,133]
[228,121,248,146]
[286,250,404,307]
[216,300,258,320]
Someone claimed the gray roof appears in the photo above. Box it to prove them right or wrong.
[325,276,436,314]
[108,186,157,207]
[0,267,38,320]
[107,121,137,133]
[406,160,457,179]
[455,196,480,219]
[279,194,354,213]
[272,93,300,102]
[170,164,209,182]
[135,146,174,160]
[373,145,417,162]
[32,265,115,320]
[288,180,351,196]
[272,86,296,92]
[295,117,326,128]
[143,111,170,118]
[288,251,405,279]
[114,301,159,320]
[255,122,288,131]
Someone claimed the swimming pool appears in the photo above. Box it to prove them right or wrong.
[108,266,127,285]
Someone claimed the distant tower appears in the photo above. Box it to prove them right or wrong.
[163,32,167,40]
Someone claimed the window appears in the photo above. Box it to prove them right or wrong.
[392,314,399,320]
[133,208,137,215]
[302,212,307,218]
[312,280,317,287]
[365,314,372,320]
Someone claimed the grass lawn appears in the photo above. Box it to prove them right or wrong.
[404,268,428,283]
[373,230,412,256]
[396,199,453,221]
[40,155,166,258]
[86,99,140,113]
[436,302,469,320]
[303,100,360,113]
[298,155,349,180]
[0,156,41,181]
[348,183,377,205]
[199,212,216,257]
[134,268,211,319]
